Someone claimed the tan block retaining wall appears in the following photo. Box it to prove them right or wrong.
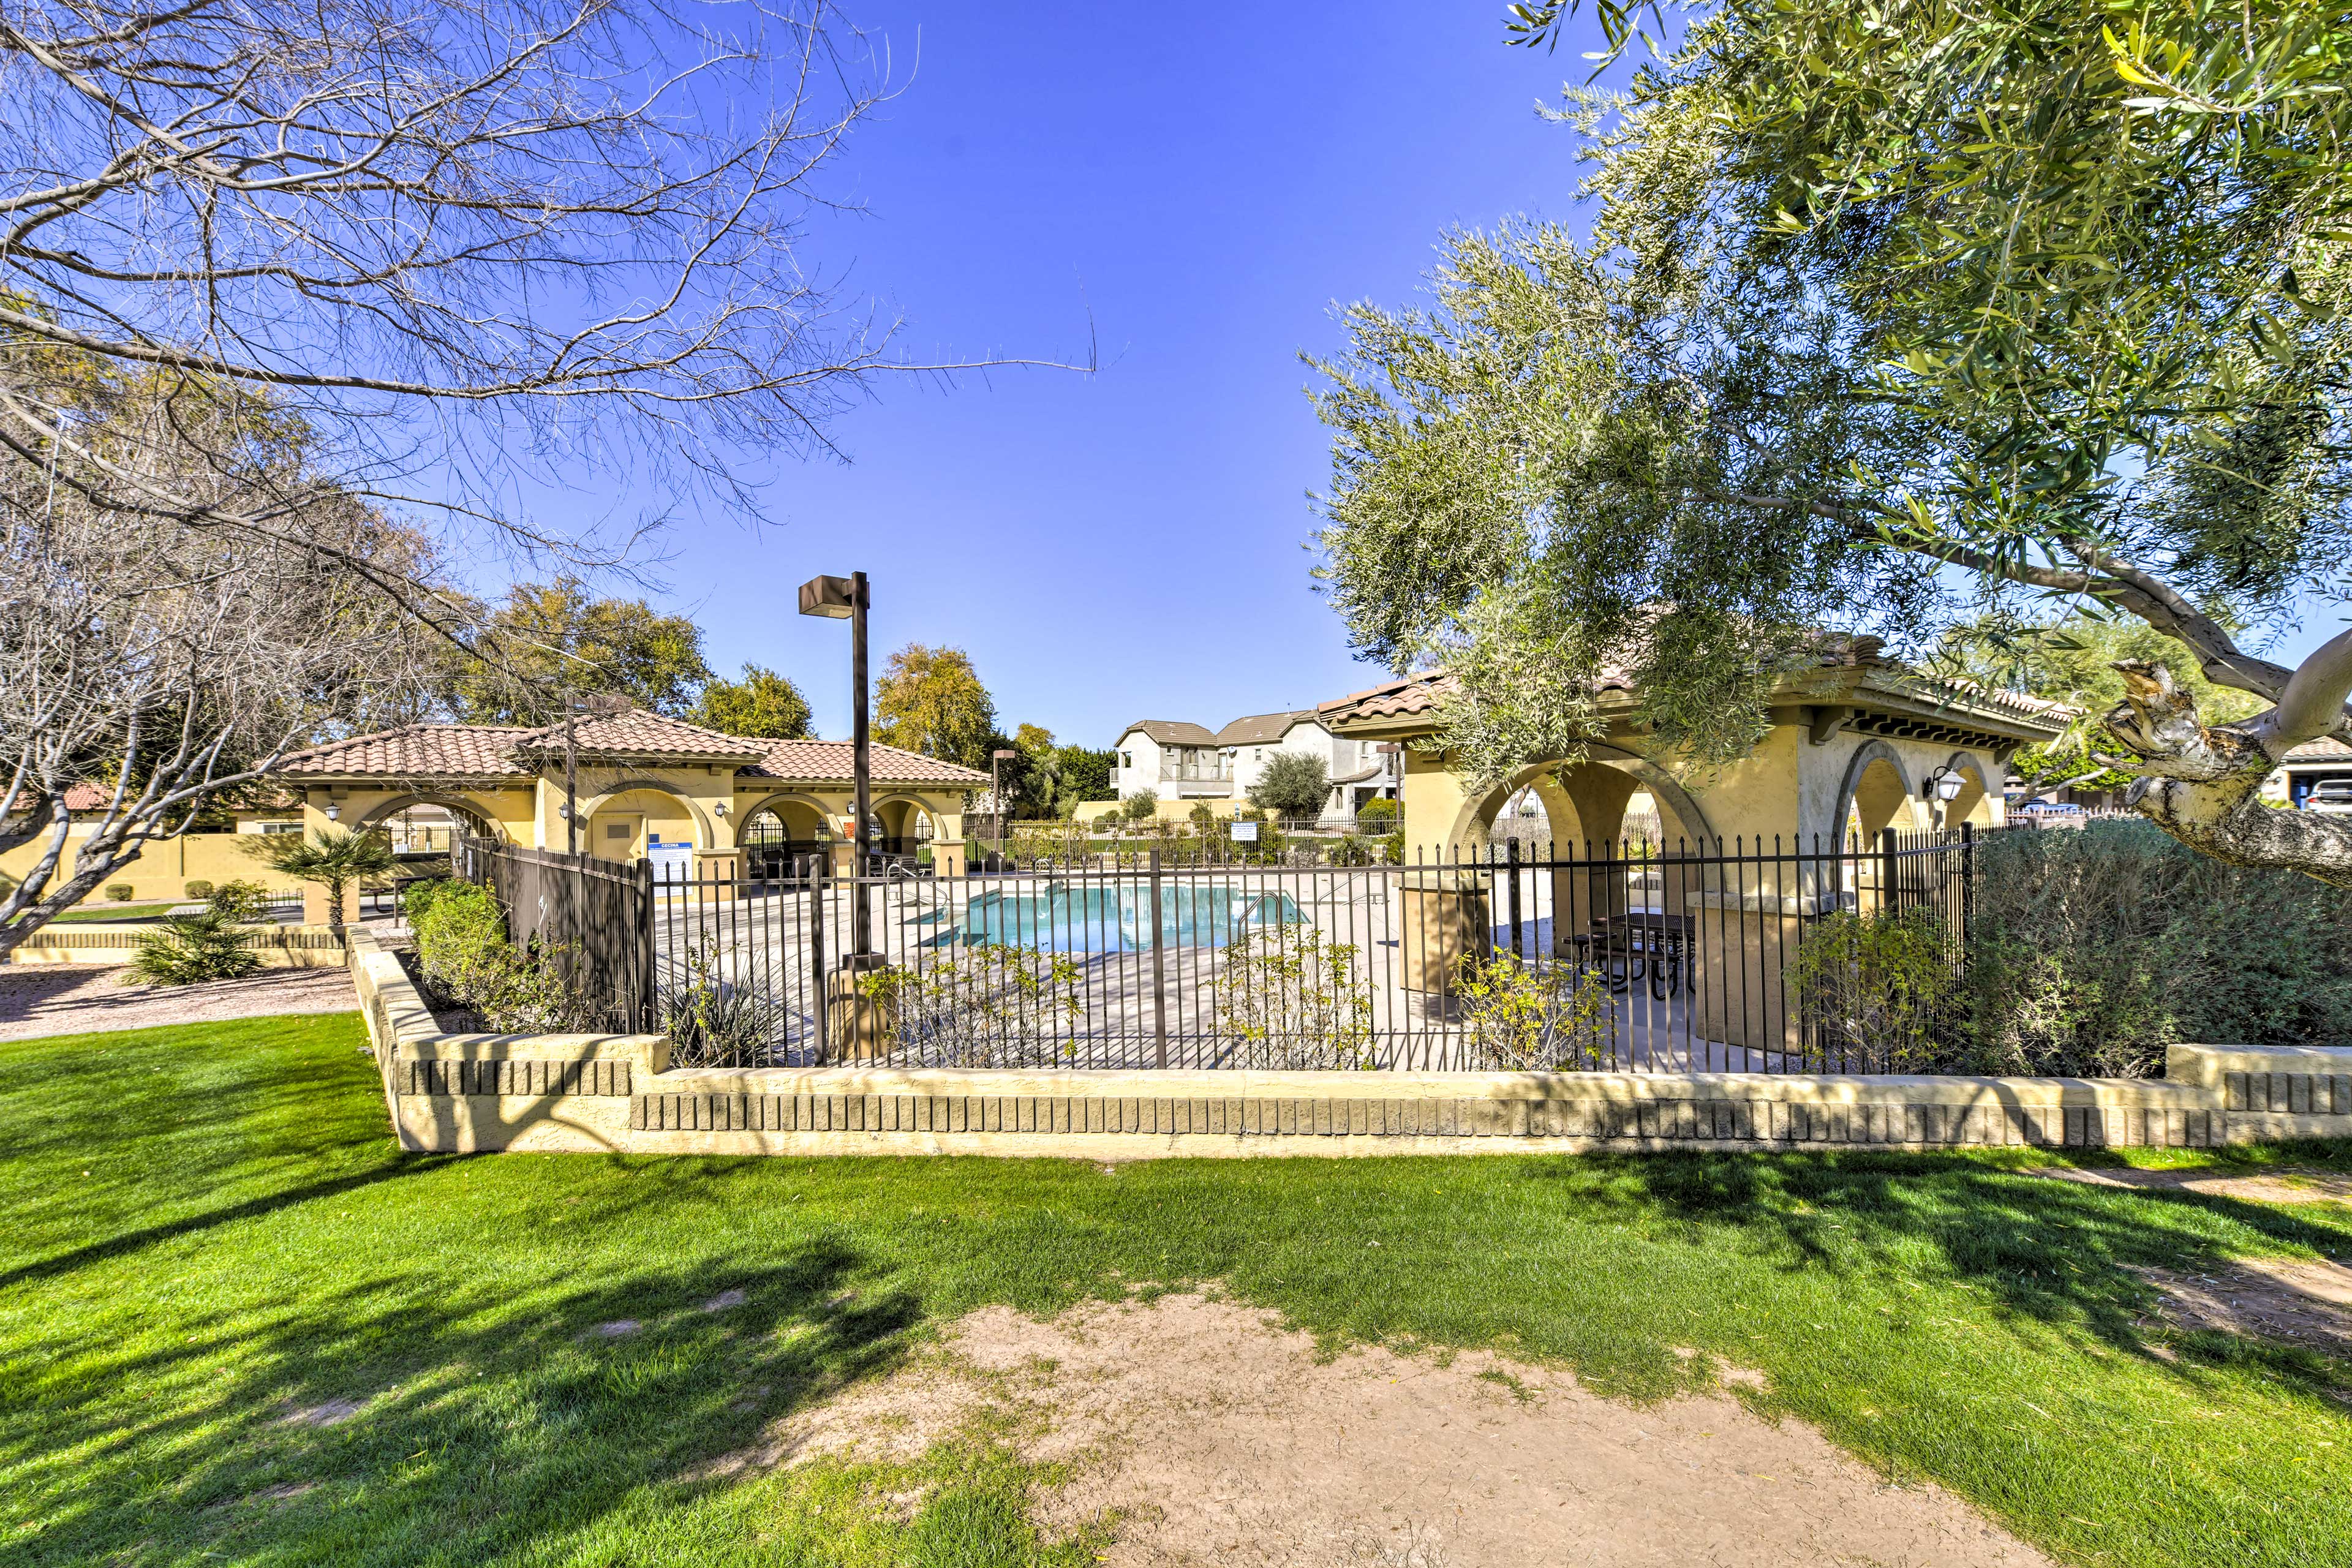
[347,930,2352,1158]
[9,922,345,967]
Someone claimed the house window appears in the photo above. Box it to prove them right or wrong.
[259,821,301,835]
[1121,752,1133,769]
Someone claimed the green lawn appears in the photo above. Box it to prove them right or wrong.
[49,903,177,923]
[3,1014,2349,1567]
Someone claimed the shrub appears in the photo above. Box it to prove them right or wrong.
[1355,797,1399,830]
[401,877,456,926]
[130,910,261,985]
[104,883,134,902]
[206,880,271,922]
[1456,952,1616,1070]
[1213,925,1373,1069]
[1963,820,2352,1076]
[183,880,213,901]
[1188,802,1216,835]
[410,880,609,1033]
[859,943,1087,1067]
[1121,790,1158,824]
[661,932,790,1068]
[1784,908,1961,1072]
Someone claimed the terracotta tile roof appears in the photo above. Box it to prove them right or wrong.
[1319,671,1457,726]
[2284,735,2352,761]
[61,782,112,811]
[1213,710,1319,746]
[272,712,981,788]
[274,723,537,778]
[743,739,989,785]
[1118,720,1218,746]
[510,709,764,763]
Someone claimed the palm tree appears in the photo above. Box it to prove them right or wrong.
[245,826,396,940]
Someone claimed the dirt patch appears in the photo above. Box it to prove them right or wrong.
[0,965,357,1041]
[738,1292,2054,1567]
[2033,1164,2352,1206]
[276,1397,366,1428]
[2132,1257,2352,1358]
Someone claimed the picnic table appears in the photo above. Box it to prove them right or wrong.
[1582,911,1695,1000]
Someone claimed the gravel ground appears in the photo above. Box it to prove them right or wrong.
[0,965,360,1041]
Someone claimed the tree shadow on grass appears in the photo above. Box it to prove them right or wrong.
[1532,1147,2352,1408]
[10,1240,924,1567]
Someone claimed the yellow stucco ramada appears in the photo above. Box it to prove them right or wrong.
[265,709,987,922]
[1318,636,2069,854]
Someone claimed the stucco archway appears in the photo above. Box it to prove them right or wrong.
[353,791,503,842]
[1446,745,1715,856]
[1937,751,1997,830]
[1834,741,1924,846]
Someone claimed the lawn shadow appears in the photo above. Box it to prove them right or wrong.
[13,1238,925,1566]
[1546,1147,2352,1405]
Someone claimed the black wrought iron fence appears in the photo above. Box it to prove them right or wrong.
[605,827,1986,1074]
[456,836,655,1033]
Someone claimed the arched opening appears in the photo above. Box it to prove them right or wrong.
[740,799,829,878]
[1939,753,1996,831]
[353,792,503,875]
[1838,744,1920,849]
[872,796,939,859]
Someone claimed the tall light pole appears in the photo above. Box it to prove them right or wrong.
[799,570,872,958]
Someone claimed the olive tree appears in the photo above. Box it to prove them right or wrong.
[1313,2,2352,882]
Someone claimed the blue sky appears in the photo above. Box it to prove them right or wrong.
[584,2,1597,745]
[552,2,2348,747]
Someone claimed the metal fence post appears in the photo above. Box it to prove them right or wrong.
[1148,848,1168,1069]
[809,851,829,1057]
[1506,837,1523,961]
[635,856,656,1033]
[1878,826,1899,914]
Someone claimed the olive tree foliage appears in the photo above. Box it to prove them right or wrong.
[1317,0,2352,881]
[0,0,1015,650]
[0,369,446,957]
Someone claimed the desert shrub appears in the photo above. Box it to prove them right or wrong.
[401,876,455,925]
[1188,802,1216,835]
[183,880,213,901]
[660,932,790,1068]
[1963,820,2352,1076]
[860,943,1085,1066]
[205,880,271,922]
[1456,952,1617,1070]
[410,880,609,1033]
[1785,908,1961,1072]
[130,910,261,985]
[1355,796,1399,830]
[1214,925,1373,1069]
[104,883,134,902]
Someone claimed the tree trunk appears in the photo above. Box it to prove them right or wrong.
[2103,661,2352,889]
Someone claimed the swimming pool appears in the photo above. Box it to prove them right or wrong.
[947,881,1307,953]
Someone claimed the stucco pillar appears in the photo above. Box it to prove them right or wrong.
[692,848,740,902]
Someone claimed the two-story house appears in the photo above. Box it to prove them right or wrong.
[1109,710,1401,823]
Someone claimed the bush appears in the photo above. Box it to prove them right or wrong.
[1455,952,1616,1070]
[130,910,261,985]
[206,880,271,922]
[104,883,134,902]
[401,876,456,925]
[1963,820,2352,1076]
[1213,925,1373,1069]
[183,880,213,901]
[662,932,791,1068]
[410,880,609,1033]
[1355,797,1400,830]
[1121,789,1158,824]
[1784,908,1960,1072]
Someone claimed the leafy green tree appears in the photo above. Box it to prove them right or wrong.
[1248,753,1330,822]
[455,579,710,725]
[692,664,812,739]
[875,644,998,770]
[1313,2,2352,881]
[243,826,396,940]
[1051,745,1118,809]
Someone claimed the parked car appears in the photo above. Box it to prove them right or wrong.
[2305,780,2352,816]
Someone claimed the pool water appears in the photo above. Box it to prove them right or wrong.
[946,881,1306,953]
